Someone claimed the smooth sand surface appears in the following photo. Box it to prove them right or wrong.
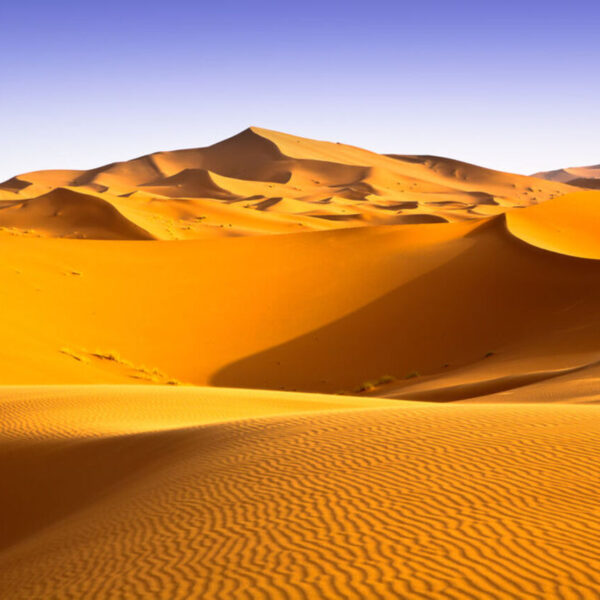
[2,191,600,400]
[1,387,599,599]
[0,127,574,240]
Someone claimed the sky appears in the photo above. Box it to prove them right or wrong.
[1,0,599,181]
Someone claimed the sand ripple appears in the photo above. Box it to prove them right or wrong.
[1,391,599,599]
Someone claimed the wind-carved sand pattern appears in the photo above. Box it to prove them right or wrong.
[0,388,599,599]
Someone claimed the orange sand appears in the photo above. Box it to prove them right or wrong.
[2,190,600,397]
[1,387,599,598]
[1,130,599,598]
[1,127,574,240]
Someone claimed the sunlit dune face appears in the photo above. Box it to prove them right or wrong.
[0,127,574,241]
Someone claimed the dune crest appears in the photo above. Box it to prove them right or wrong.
[0,128,575,240]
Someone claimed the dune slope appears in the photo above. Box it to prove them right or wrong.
[534,163,600,183]
[1,191,600,401]
[0,387,599,599]
[0,128,575,240]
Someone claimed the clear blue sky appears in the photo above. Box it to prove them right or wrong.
[1,0,599,180]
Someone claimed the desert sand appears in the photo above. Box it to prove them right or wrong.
[1,130,599,598]
[1,388,599,599]
[535,163,600,189]
[0,127,575,240]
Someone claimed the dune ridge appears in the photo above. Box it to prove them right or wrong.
[0,127,575,240]
[534,163,600,183]
[1,192,600,402]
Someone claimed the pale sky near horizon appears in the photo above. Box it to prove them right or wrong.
[1,0,599,181]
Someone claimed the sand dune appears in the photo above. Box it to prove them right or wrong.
[0,128,575,240]
[2,191,600,401]
[1,387,599,599]
[506,191,600,259]
[140,168,239,199]
[0,187,155,240]
[565,177,600,189]
[1,131,600,598]
[534,163,600,183]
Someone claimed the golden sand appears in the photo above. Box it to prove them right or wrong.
[1,387,599,598]
[0,127,574,240]
[1,130,599,598]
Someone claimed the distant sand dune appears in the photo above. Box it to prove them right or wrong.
[141,168,239,199]
[0,188,155,240]
[534,163,600,183]
[0,127,575,240]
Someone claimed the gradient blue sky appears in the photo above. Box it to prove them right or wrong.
[1,0,599,180]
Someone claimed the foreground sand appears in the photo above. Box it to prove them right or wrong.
[1,386,599,599]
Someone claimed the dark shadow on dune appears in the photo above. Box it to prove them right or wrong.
[393,214,448,224]
[569,178,600,189]
[329,182,376,200]
[0,177,32,192]
[255,197,283,211]
[468,191,499,205]
[387,361,600,402]
[0,429,203,551]
[311,213,362,221]
[373,201,419,210]
[211,218,600,394]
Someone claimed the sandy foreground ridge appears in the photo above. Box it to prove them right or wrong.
[1,129,599,598]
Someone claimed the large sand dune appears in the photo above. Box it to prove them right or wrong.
[1,128,575,240]
[1,130,600,597]
[2,190,600,403]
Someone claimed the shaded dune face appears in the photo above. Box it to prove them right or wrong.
[534,164,600,183]
[1,192,600,403]
[212,209,600,394]
[0,188,155,240]
[567,177,600,189]
[0,127,575,240]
